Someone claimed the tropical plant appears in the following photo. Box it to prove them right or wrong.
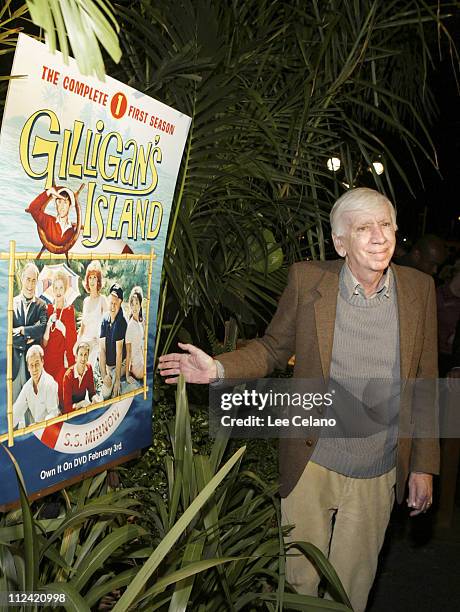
[0,377,354,610]
[111,376,353,611]
[1,1,458,346]
[0,459,147,610]
[110,0,459,351]
[0,0,121,78]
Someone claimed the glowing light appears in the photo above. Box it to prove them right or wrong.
[327,157,341,172]
[372,161,384,175]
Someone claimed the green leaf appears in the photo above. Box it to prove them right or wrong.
[40,582,91,612]
[168,532,205,612]
[69,524,147,592]
[85,567,138,608]
[139,557,241,603]
[41,505,141,556]
[1,445,39,591]
[25,0,121,77]
[112,422,246,610]
[287,541,352,608]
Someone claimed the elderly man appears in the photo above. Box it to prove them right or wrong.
[99,283,127,399]
[13,345,59,429]
[12,262,48,402]
[159,187,439,611]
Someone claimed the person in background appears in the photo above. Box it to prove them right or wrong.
[395,233,447,278]
[12,263,47,402]
[62,340,101,413]
[437,264,460,376]
[99,283,127,399]
[125,286,145,384]
[446,314,460,379]
[43,269,77,405]
[13,345,59,428]
[77,260,108,366]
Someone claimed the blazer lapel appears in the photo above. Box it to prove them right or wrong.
[314,263,341,379]
[13,295,24,323]
[393,265,420,380]
[24,300,34,326]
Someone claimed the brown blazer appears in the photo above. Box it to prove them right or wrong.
[218,260,440,502]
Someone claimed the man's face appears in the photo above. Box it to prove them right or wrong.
[56,196,71,220]
[76,346,90,369]
[21,268,38,299]
[333,204,396,277]
[27,353,43,385]
[108,294,122,320]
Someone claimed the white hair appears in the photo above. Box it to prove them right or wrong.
[21,262,39,280]
[330,188,397,236]
[26,344,44,363]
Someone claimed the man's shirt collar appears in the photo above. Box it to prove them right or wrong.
[56,216,72,235]
[73,364,88,383]
[21,293,36,305]
[342,263,392,300]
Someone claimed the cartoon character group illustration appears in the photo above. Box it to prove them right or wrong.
[12,260,145,429]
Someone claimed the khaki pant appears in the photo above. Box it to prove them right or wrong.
[281,461,396,612]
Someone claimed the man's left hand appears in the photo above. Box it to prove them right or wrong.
[407,472,433,516]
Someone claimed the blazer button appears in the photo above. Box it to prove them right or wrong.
[305,439,313,447]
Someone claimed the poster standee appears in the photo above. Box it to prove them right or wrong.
[1,243,156,448]
[0,33,191,507]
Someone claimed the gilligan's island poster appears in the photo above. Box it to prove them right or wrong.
[0,34,191,507]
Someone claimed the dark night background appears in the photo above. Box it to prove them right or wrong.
[392,13,460,247]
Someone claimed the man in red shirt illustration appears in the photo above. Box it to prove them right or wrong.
[27,187,76,248]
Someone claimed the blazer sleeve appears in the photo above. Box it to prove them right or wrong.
[217,264,299,379]
[23,301,47,342]
[410,276,440,474]
[62,369,73,414]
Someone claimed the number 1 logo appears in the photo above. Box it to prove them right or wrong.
[110,92,128,119]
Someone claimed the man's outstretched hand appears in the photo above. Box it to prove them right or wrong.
[158,342,217,384]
